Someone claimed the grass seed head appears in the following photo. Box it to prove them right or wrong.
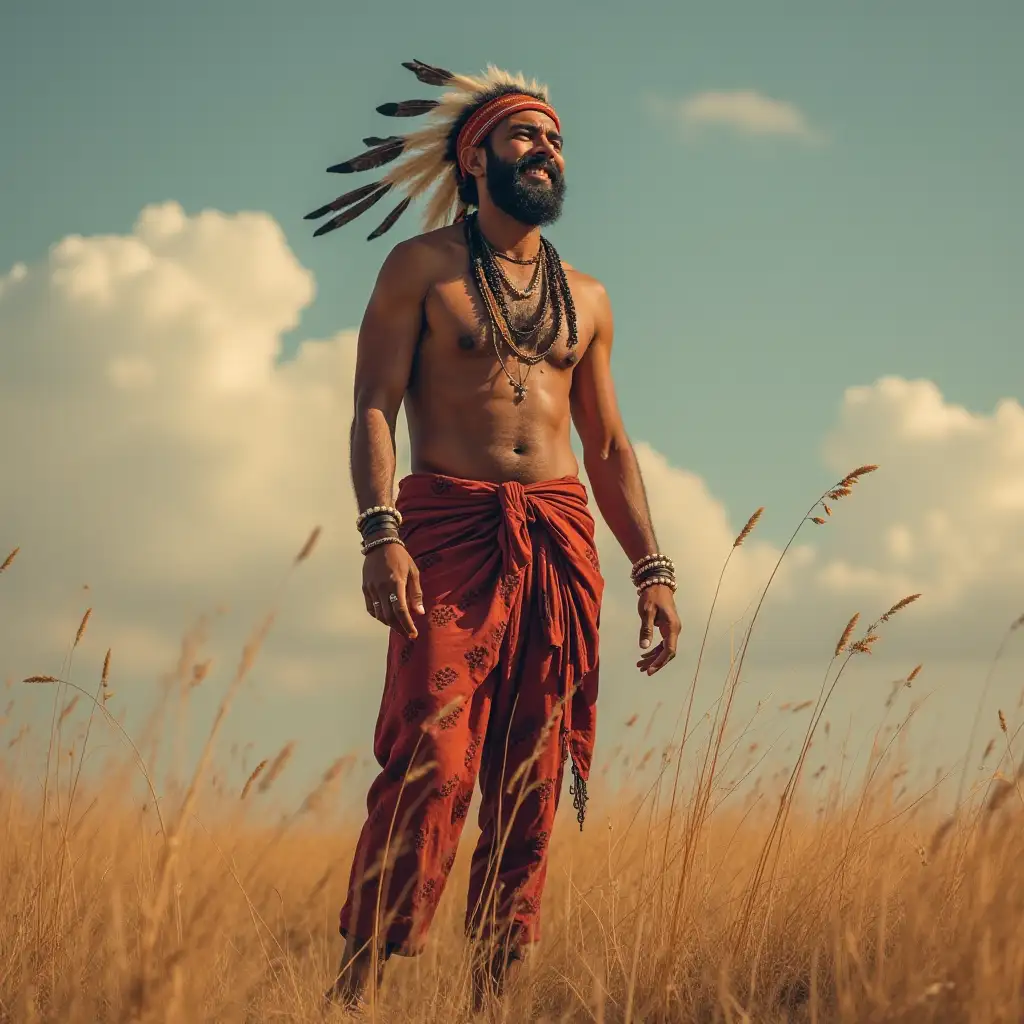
[300,756,350,814]
[843,465,879,484]
[0,547,19,574]
[58,696,80,725]
[240,759,269,800]
[851,634,880,655]
[835,613,860,657]
[907,664,923,683]
[190,659,213,689]
[74,608,93,648]
[295,525,322,564]
[422,695,467,734]
[733,507,764,547]
[258,742,296,794]
[999,709,1007,733]
[881,594,921,622]
[810,517,826,525]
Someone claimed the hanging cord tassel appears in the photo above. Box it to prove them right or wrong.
[569,761,588,831]
[562,731,588,831]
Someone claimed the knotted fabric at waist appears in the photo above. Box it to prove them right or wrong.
[394,471,603,683]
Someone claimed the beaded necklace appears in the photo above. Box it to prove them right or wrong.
[464,213,579,401]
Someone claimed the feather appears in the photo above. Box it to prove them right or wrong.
[422,173,460,232]
[304,180,384,221]
[312,183,393,237]
[366,197,412,241]
[327,138,405,174]
[362,135,403,147]
[376,99,439,118]
[401,60,455,87]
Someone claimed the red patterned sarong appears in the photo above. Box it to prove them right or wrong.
[339,472,604,955]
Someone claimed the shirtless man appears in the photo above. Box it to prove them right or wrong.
[310,63,681,1009]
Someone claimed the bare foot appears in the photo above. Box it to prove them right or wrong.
[470,941,527,1013]
[324,936,387,1013]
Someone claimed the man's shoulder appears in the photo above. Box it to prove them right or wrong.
[562,263,610,304]
[382,225,465,279]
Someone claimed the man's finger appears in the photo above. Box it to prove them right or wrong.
[647,648,675,675]
[363,586,377,619]
[638,604,656,650]
[647,621,680,674]
[408,565,425,616]
[636,641,664,671]
[389,577,418,638]
[369,587,389,627]
[660,616,680,658]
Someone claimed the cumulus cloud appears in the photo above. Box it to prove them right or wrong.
[0,203,1020,794]
[650,89,821,142]
[819,380,1024,608]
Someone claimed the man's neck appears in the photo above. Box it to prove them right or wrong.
[474,204,541,261]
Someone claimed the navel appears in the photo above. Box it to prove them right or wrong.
[457,334,476,351]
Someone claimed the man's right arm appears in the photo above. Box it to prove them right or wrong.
[350,240,430,637]
[350,240,428,511]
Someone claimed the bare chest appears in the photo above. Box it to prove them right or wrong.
[421,271,591,373]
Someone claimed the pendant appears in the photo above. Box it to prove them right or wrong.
[513,382,528,402]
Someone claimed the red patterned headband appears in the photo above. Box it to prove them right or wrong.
[456,93,560,175]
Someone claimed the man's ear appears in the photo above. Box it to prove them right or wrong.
[461,144,487,180]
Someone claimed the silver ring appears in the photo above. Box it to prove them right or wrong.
[388,593,399,604]
[373,600,381,610]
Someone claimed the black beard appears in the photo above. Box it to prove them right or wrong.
[484,147,566,227]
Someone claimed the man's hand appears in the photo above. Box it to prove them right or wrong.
[636,584,681,675]
[362,542,425,639]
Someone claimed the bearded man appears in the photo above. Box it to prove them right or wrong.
[307,61,682,1009]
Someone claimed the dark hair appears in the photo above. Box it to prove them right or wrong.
[445,82,549,208]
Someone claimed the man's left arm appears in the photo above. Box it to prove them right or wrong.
[570,280,681,674]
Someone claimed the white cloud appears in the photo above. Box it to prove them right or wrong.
[1,204,1021,795]
[818,378,1024,616]
[651,89,821,142]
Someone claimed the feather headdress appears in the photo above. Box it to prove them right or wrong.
[305,60,558,241]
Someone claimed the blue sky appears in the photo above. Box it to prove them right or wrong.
[2,1,1022,800]
[3,0,1021,531]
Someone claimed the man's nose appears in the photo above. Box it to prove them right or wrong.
[534,137,558,160]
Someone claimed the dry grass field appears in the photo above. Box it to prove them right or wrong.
[2,468,1023,1023]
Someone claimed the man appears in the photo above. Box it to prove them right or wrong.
[308,61,682,1009]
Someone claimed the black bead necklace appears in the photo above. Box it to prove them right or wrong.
[465,214,580,402]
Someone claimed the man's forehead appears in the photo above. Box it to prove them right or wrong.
[500,109,560,133]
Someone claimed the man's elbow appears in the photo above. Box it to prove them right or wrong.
[353,387,400,430]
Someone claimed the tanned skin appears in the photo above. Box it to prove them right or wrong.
[330,109,682,1009]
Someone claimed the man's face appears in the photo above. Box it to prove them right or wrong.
[481,112,566,227]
